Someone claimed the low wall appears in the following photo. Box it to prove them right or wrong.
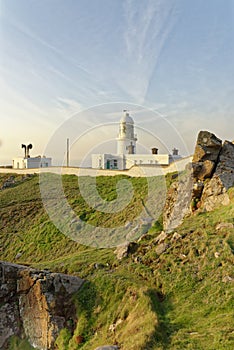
[0,156,192,177]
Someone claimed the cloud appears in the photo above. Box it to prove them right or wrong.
[55,97,83,117]
[7,16,91,76]
[119,0,179,103]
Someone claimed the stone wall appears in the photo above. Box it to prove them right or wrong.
[0,261,84,349]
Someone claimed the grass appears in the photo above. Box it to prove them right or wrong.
[0,173,233,349]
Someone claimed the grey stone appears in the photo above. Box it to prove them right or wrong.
[0,260,84,350]
[163,172,193,231]
[171,232,182,242]
[114,242,137,260]
[154,231,167,244]
[192,131,222,163]
[155,243,169,255]
[114,242,129,260]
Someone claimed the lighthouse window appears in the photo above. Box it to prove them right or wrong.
[113,159,118,168]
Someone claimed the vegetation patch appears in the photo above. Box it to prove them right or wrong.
[1,173,233,349]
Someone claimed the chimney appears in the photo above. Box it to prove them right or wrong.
[151,148,158,154]
[172,148,179,156]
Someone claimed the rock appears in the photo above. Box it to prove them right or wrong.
[0,261,84,350]
[214,252,220,258]
[114,242,137,260]
[201,175,230,211]
[171,232,182,242]
[95,346,119,350]
[192,160,215,181]
[216,222,234,230]
[192,181,204,198]
[155,243,169,255]
[154,231,167,244]
[163,131,233,228]
[192,131,222,163]
[15,252,23,259]
[163,172,193,232]
[201,141,234,211]
[201,191,230,212]
[109,319,123,332]
[214,141,234,189]
[192,131,222,182]
[114,243,129,260]
[134,256,142,263]
[1,176,16,190]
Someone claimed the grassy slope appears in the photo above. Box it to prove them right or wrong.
[0,174,233,350]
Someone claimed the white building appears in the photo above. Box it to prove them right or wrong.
[12,156,52,169]
[92,111,181,170]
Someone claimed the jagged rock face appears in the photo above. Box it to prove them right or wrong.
[201,141,234,211]
[192,131,222,163]
[163,172,193,232]
[192,131,222,181]
[163,131,234,229]
[214,141,234,188]
[0,261,84,350]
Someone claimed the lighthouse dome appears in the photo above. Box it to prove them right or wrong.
[120,111,134,124]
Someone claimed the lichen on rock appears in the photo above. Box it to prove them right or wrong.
[0,261,84,350]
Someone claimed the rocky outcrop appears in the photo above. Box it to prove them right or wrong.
[163,131,234,230]
[163,170,193,232]
[192,131,222,165]
[114,242,138,260]
[0,261,84,350]
[201,140,234,211]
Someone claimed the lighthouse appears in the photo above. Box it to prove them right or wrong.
[117,111,137,154]
[91,110,182,170]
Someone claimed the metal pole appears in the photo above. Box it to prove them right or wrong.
[66,138,69,167]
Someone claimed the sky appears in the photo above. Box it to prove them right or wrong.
[0,0,234,166]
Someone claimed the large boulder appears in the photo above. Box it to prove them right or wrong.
[192,131,222,163]
[201,141,234,211]
[163,131,234,228]
[192,131,222,181]
[0,261,84,350]
[214,141,234,188]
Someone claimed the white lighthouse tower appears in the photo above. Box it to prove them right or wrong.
[117,111,137,154]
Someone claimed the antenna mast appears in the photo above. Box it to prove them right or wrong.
[66,138,69,167]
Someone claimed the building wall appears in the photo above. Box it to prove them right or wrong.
[12,157,52,169]
[2,156,193,177]
[125,154,170,168]
[92,153,174,170]
[12,158,26,169]
[92,154,125,170]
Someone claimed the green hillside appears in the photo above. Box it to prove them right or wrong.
[0,173,233,350]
